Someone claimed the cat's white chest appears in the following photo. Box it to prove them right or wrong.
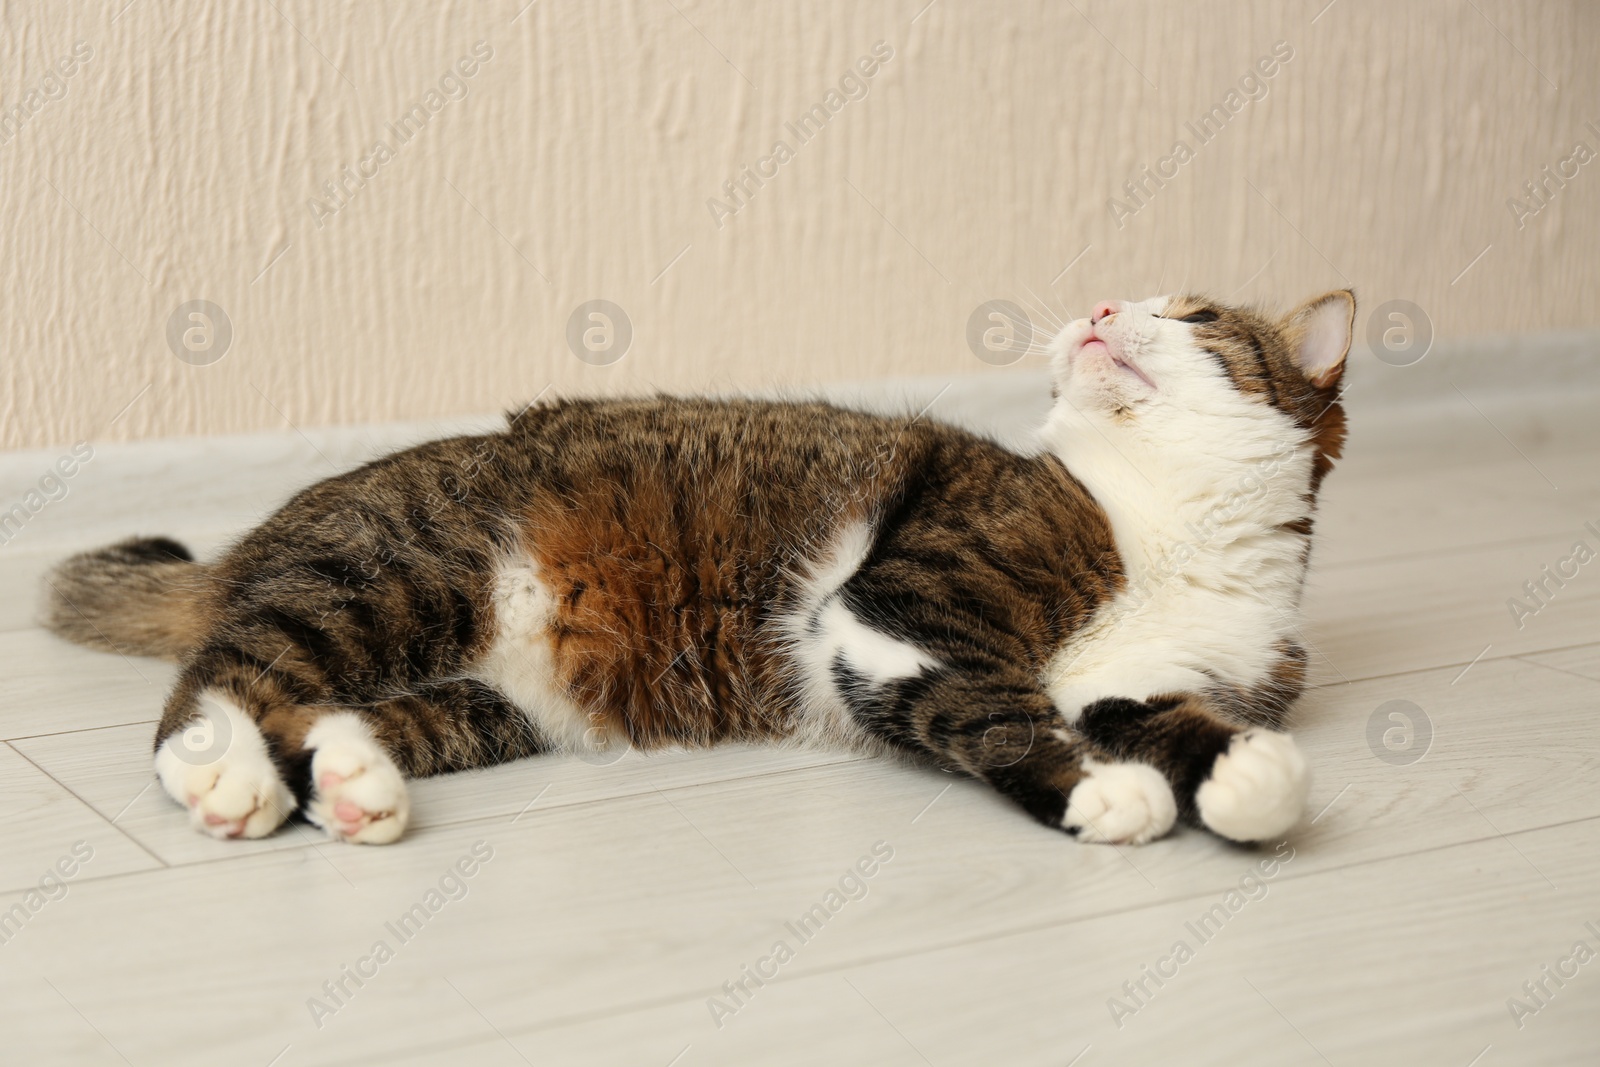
[1042,576,1291,719]
[1039,411,1315,718]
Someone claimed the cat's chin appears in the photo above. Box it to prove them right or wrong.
[1053,376,1152,422]
[1075,339,1155,390]
[1050,349,1155,418]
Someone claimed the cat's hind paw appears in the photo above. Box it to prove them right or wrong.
[305,713,411,845]
[1062,759,1177,845]
[1196,729,1310,843]
[155,694,294,840]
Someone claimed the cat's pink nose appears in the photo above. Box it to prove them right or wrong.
[1090,300,1122,325]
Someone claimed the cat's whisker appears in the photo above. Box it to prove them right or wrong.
[1009,291,1067,343]
[1020,285,1068,332]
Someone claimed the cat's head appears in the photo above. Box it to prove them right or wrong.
[1046,290,1353,491]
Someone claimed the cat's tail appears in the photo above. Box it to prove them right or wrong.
[40,537,213,660]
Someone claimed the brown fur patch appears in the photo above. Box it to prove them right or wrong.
[510,397,1123,749]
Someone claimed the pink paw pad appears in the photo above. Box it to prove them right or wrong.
[306,718,411,844]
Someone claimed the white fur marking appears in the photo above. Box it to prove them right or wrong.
[472,552,607,754]
[1196,730,1310,842]
[155,691,294,840]
[780,522,938,749]
[817,598,936,685]
[305,712,411,845]
[1063,759,1176,845]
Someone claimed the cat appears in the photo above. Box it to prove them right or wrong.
[41,290,1352,847]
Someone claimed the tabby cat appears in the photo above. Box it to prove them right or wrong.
[43,290,1352,847]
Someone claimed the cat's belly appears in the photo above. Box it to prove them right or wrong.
[467,552,602,753]
[468,523,940,755]
[468,541,792,752]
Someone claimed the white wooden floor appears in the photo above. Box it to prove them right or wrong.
[2,372,1598,1066]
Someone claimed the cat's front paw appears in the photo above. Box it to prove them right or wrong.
[155,696,294,839]
[1196,729,1310,842]
[305,713,410,845]
[1062,759,1177,845]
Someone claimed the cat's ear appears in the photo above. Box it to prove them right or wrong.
[1281,290,1354,388]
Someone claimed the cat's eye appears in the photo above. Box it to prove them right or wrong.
[1176,311,1218,324]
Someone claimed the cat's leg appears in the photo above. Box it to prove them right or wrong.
[155,663,538,844]
[1076,693,1310,843]
[841,666,1179,845]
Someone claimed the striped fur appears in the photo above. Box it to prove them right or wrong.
[41,290,1353,845]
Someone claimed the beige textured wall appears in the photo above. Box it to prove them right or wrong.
[1,1,1596,450]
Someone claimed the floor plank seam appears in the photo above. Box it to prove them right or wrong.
[1509,654,1600,686]
[9,803,1591,938]
[1311,639,1600,690]
[459,812,1600,1043]
[1314,528,1600,573]
[10,755,881,876]
[4,740,170,872]
[3,718,162,744]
